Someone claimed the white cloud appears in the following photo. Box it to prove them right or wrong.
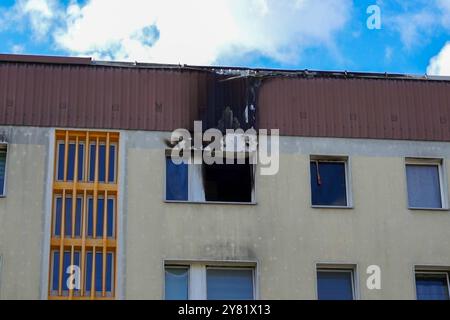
[390,10,437,50]
[427,41,450,75]
[50,0,352,65]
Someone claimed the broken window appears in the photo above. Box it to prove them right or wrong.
[310,156,350,207]
[165,154,254,203]
[203,161,253,203]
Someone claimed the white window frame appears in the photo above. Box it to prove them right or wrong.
[0,143,8,197]
[163,261,257,300]
[310,155,353,209]
[414,269,450,300]
[316,264,357,300]
[405,158,448,210]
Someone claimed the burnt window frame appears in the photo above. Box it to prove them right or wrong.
[164,150,257,205]
[309,155,353,209]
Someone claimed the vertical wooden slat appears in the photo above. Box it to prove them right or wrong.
[69,246,74,298]
[58,189,66,296]
[105,133,110,183]
[102,193,107,296]
[71,137,78,238]
[93,137,99,238]
[81,190,87,296]
[63,131,69,181]
[90,247,96,299]
[103,133,110,296]
[85,132,89,183]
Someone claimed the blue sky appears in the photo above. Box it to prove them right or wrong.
[1,0,450,75]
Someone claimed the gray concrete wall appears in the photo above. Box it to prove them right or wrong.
[1,126,450,299]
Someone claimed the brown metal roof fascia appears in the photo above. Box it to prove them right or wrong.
[0,53,92,65]
[2,59,450,142]
[258,77,450,142]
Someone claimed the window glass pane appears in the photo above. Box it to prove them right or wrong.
[207,269,254,300]
[95,252,103,294]
[75,197,82,237]
[317,271,354,300]
[52,251,60,291]
[62,251,71,292]
[78,144,84,181]
[0,150,6,195]
[107,198,114,237]
[106,253,113,293]
[99,145,106,182]
[89,144,96,181]
[166,158,188,201]
[97,198,104,237]
[310,161,347,206]
[65,197,72,236]
[67,143,76,181]
[85,251,93,292]
[73,252,80,295]
[87,198,93,237]
[165,267,189,300]
[54,197,62,236]
[406,165,442,208]
[57,143,65,180]
[416,274,450,300]
[109,145,116,183]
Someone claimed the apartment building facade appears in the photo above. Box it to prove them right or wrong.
[0,54,450,300]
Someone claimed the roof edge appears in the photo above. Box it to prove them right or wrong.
[0,53,92,65]
[2,53,450,82]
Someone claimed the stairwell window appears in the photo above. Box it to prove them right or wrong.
[49,130,119,300]
[406,158,447,210]
[0,144,7,196]
[310,156,352,208]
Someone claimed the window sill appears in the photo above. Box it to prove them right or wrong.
[311,205,354,209]
[408,207,449,211]
[164,200,257,206]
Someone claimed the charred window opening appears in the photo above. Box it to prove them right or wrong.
[202,159,254,203]
[165,153,255,204]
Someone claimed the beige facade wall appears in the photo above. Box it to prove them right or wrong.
[1,126,450,299]
[0,127,51,299]
[124,132,450,300]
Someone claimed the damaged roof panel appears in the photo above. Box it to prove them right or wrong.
[1,54,450,142]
